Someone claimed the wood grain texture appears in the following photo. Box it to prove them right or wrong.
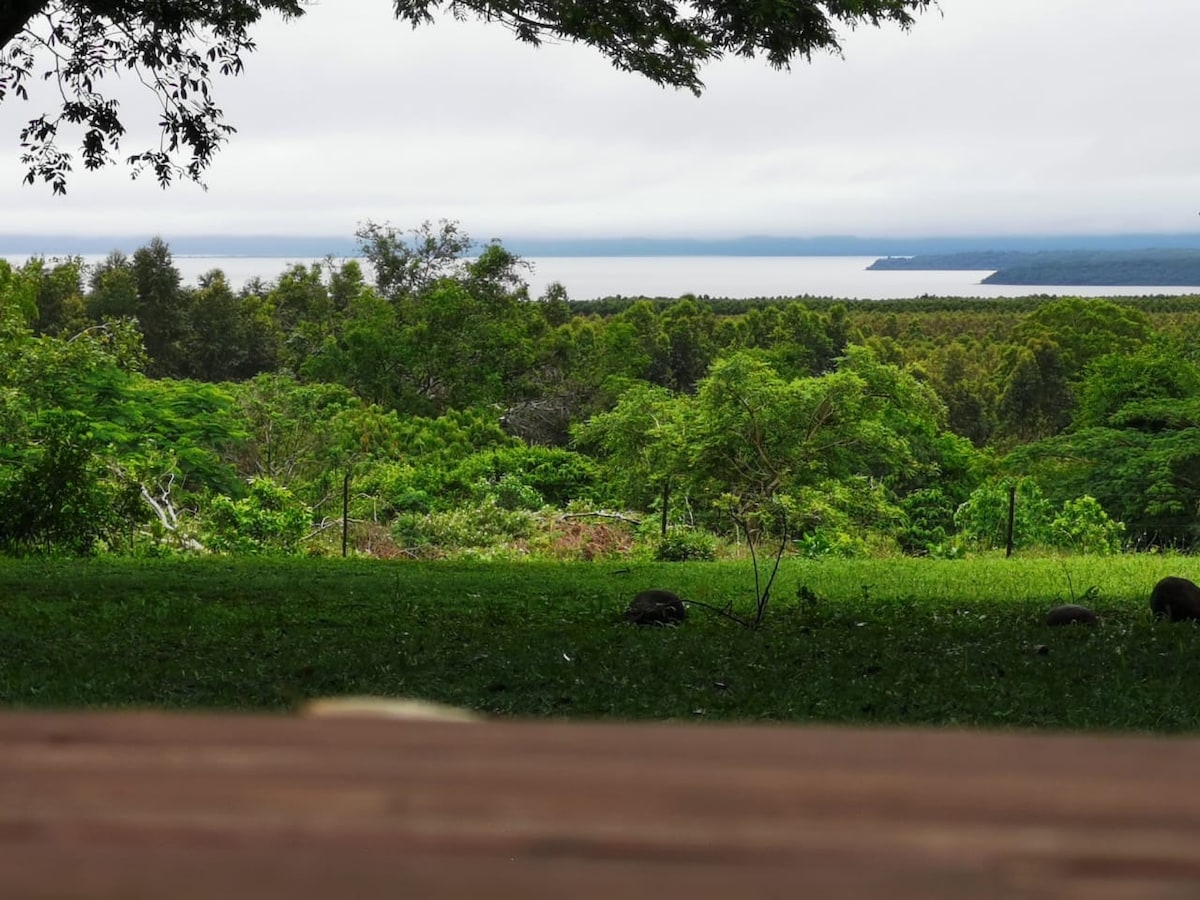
[2,712,1200,898]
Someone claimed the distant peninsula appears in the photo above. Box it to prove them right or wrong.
[869,249,1200,286]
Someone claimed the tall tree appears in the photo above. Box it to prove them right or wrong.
[24,255,86,335]
[86,250,138,320]
[130,236,185,374]
[318,223,541,414]
[2,1,933,191]
[179,270,281,381]
[1012,297,1151,381]
[996,337,1074,443]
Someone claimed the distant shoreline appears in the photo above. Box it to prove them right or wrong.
[5,232,1200,260]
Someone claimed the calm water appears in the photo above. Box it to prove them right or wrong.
[7,254,1200,301]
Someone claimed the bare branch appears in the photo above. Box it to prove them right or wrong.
[559,511,642,526]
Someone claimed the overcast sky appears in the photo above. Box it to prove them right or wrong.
[1,0,1198,241]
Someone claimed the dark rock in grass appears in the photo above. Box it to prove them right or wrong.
[1044,604,1098,627]
[625,589,688,626]
[1150,576,1200,622]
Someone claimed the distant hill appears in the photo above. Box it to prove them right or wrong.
[4,232,1200,259]
[870,249,1200,286]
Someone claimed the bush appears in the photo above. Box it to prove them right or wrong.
[897,487,957,556]
[0,416,136,555]
[1048,495,1125,554]
[367,463,435,515]
[444,446,604,508]
[204,478,310,555]
[954,477,1052,551]
[523,510,637,561]
[795,527,865,559]
[392,497,534,553]
[654,529,717,562]
[488,473,545,511]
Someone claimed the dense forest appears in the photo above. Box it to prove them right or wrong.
[5,220,1200,560]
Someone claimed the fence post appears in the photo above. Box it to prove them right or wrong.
[342,471,350,558]
[1006,484,1017,558]
[661,480,670,537]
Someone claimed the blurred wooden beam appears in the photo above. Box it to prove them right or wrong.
[2,712,1199,898]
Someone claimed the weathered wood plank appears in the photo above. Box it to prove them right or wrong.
[2,712,1199,898]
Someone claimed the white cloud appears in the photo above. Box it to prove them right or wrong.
[1,0,1198,240]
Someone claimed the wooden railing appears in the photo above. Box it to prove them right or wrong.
[2,711,1199,897]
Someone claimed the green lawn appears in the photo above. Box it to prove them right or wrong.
[3,555,1200,732]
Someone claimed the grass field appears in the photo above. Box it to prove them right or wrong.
[3,555,1200,732]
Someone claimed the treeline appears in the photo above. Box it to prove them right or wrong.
[573,293,1200,318]
[5,220,1200,558]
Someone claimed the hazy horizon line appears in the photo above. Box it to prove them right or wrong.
[5,231,1200,259]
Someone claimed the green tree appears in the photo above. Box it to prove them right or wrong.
[179,270,280,381]
[538,281,572,328]
[1013,396,1200,549]
[765,301,840,378]
[0,258,39,331]
[996,337,1074,443]
[573,381,690,513]
[688,348,945,539]
[923,338,999,446]
[265,260,363,376]
[0,273,244,553]
[604,300,671,387]
[579,345,976,545]
[659,297,717,392]
[23,255,87,335]
[0,409,135,555]
[120,237,187,375]
[357,219,478,301]
[86,251,139,321]
[2,1,932,191]
[325,225,541,414]
[1074,342,1200,429]
[1014,297,1151,380]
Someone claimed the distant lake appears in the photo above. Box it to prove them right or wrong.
[7,254,1200,301]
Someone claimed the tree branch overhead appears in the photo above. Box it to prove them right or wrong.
[2,1,933,191]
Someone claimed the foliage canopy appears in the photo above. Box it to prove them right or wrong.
[1,0,933,191]
[12,229,1200,559]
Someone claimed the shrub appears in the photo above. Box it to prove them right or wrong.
[0,416,135,555]
[366,463,435,515]
[392,497,534,552]
[954,477,1052,551]
[654,528,717,562]
[488,473,545,511]
[523,510,637,561]
[897,487,957,556]
[1048,495,1125,554]
[441,445,604,508]
[795,527,865,559]
[204,478,310,555]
